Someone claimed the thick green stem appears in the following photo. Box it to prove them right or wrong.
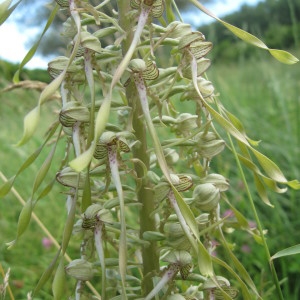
[117,1,159,295]
[129,82,159,294]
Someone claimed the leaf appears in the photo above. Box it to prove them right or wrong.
[187,0,299,65]
[212,257,255,300]
[271,244,300,260]
[6,200,33,249]
[254,174,273,207]
[13,4,60,82]
[269,49,299,65]
[250,147,288,183]
[172,188,213,276]
[0,0,21,25]
[33,249,61,296]
[218,234,261,298]
[0,122,59,197]
[32,142,58,196]
[69,142,96,172]
[36,178,56,201]
[16,106,41,147]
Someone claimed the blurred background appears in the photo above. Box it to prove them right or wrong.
[0,0,299,299]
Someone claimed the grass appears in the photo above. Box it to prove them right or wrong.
[0,48,299,298]
[207,49,300,299]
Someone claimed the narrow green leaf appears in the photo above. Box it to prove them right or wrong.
[224,198,249,228]
[6,200,33,249]
[250,147,288,183]
[219,233,260,297]
[269,49,299,65]
[81,171,92,213]
[190,56,250,147]
[172,188,213,276]
[13,4,60,82]
[33,249,61,296]
[62,193,77,254]
[0,0,21,25]
[188,0,299,64]
[212,256,255,300]
[222,108,260,146]
[220,21,267,49]
[0,176,15,198]
[109,149,127,297]
[36,178,56,201]
[69,142,96,172]
[52,256,66,300]
[0,122,58,197]
[70,96,111,172]
[254,174,273,207]
[271,244,300,260]
[32,142,57,196]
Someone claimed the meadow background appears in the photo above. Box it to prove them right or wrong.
[0,0,300,299]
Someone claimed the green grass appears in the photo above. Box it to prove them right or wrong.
[206,49,300,299]
[0,49,299,298]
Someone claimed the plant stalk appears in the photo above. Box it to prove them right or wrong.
[117,1,159,296]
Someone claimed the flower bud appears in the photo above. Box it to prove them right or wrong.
[181,57,211,79]
[192,183,220,211]
[201,173,230,192]
[80,31,102,53]
[164,222,191,251]
[178,32,205,50]
[189,40,213,59]
[56,167,86,189]
[195,132,225,159]
[164,148,179,165]
[198,139,225,159]
[173,113,198,135]
[196,213,210,231]
[129,59,147,73]
[47,56,83,79]
[59,101,90,127]
[65,259,94,281]
[197,77,215,98]
[165,22,192,39]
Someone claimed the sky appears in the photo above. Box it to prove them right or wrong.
[0,0,261,69]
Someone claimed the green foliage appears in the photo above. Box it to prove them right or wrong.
[0,1,299,300]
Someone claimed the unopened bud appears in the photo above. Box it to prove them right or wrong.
[192,183,220,211]
[56,167,86,189]
[65,259,94,281]
[59,101,90,127]
[201,173,229,191]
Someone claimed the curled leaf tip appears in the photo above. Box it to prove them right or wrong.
[269,49,299,65]
[69,143,96,172]
[15,106,40,147]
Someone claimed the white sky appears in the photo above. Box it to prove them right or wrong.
[0,0,261,69]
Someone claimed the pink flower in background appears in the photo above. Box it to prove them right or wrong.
[42,237,53,249]
[222,209,235,218]
[241,244,251,253]
[248,220,256,229]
